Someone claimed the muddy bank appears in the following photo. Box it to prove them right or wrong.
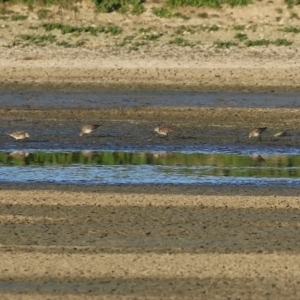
[0,184,299,299]
[0,107,299,151]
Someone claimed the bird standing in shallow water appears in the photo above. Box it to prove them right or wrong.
[7,131,30,140]
[79,125,101,136]
[154,126,175,137]
[248,127,267,141]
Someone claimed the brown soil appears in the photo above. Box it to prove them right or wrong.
[0,184,300,299]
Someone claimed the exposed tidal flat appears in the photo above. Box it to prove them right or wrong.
[1,0,300,298]
[1,95,300,299]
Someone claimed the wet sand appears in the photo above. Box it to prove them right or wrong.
[0,106,300,152]
[0,185,299,299]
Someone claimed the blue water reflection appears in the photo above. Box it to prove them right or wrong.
[1,151,300,186]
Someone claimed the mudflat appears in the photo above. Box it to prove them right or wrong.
[0,184,300,299]
[1,0,300,298]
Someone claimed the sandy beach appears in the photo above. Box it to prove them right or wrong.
[1,0,300,298]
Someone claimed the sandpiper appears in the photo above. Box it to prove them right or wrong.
[153,152,174,158]
[7,131,30,140]
[248,127,267,141]
[274,131,287,137]
[250,154,265,162]
[81,150,99,158]
[154,126,175,137]
[8,151,30,158]
[79,125,101,136]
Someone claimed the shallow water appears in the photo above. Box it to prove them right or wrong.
[1,150,300,186]
[2,89,300,109]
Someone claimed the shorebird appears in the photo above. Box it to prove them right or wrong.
[250,154,265,162]
[8,151,30,158]
[154,126,175,137]
[79,125,101,137]
[248,127,267,141]
[274,131,287,137]
[81,150,99,158]
[7,131,30,140]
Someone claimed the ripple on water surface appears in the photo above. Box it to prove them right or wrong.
[1,151,300,186]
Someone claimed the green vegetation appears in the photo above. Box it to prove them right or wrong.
[275,7,283,13]
[198,12,208,18]
[176,25,196,35]
[118,34,135,47]
[273,38,292,46]
[290,12,299,19]
[245,38,292,47]
[234,32,247,41]
[169,37,194,46]
[285,0,300,8]
[37,8,51,20]
[152,7,173,18]
[19,33,56,45]
[209,24,219,31]
[233,25,245,30]
[214,40,237,48]
[173,12,190,20]
[167,0,251,8]
[129,41,147,51]
[245,39,270,47]
[279,26,300,33]
[93,0,145,14]
[142,33,163,41]
[11,14,28,21]
[42,23,122,35]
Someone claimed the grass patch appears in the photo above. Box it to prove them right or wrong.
[138,27,153,33]
[279,26,300,33]
[285,0,300,8]
[176,25,196,34]
[152,7,173,18]
[290,12,299,19]
[42,23,122,36]
[131,3,145,15]
[275,7,283,13]
[117,35,136,47]
[37,9,51,20]
[142,33,163,41]
[209,24,219,31]
[173,12,190,20]
[245,39,292,47]
[19,33,56,46]
[245,39,270,47]
[198,12,208,18]
[214,40,237,48]
[273,38,292,46]
[129,41,147,51]
[169,37,194,46]
[56,40,72,47]
[167,0,251,8]
[233,25,245,30]
[93,0,145,14]
[11,15,28,21]
[234,32,248,41]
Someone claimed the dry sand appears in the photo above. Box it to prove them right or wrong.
[1,0,300,298]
